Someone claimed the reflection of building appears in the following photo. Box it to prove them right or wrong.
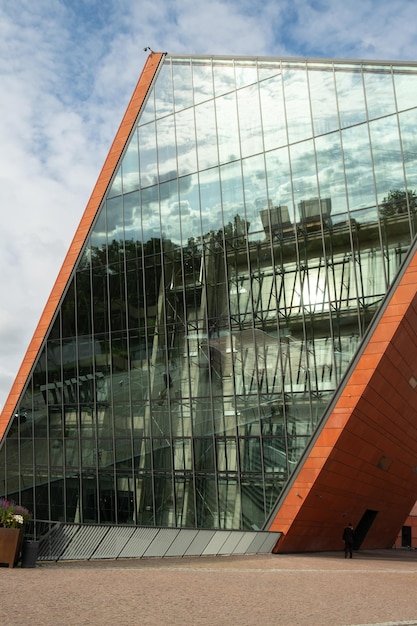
[298,197,332,228]
[260,202,292,239]
[2,53,417,557]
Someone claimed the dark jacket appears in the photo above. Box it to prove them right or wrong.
[343,526,355,545]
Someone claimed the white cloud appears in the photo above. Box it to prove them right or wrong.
[0,0,415,410]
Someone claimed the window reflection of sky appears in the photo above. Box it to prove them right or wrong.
[91,57,417,249]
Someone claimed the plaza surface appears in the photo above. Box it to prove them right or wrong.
[2,550,417,625]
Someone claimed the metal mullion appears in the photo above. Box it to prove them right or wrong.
[212,57,233,527]
[391,66,414,240]
[192,64,216,462]
[333,63,364,340]
[362,66,389,291]
[237,71,268,522]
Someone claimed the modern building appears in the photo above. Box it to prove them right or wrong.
[2,52,417,557]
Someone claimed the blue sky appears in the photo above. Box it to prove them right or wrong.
[0,0,416,410]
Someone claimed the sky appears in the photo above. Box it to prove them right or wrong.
[0,0,416,411]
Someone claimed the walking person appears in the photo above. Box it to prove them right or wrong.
[343,522,355,558]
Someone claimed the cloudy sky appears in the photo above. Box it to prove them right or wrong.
[0,0,416,411]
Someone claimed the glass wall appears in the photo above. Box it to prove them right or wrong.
[2,56,417,531]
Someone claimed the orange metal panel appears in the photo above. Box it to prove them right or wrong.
[0,53,165,440]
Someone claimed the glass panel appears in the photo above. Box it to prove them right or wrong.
[199,167,222,235]
[106,195,124,250]
[76,269,92,337]
[138,122,157,189]
[237,83,263,158]
[90,207,107,251]
[107,166,122,198]
[336,70,367,129]
[191,59,214,105]
[195,99,218,170]
[216,92,240,164]
[121,130,139,194]
[156,116,177,182]
[234,60,258,89]
[308,67,339,136]
[258,61,281,82]
[218,475,239,528]
[399,109,417,236]
[241,477,268,529]
[364,70,395,121]
[61,280,76,339]
[173,438,192,470]
[220,161,245,230]
[195,474,218,528]
[398,110,417,202]
[159,179,179,243]
[141,185,160,241]
[259,73,286,152]
[176,107,197,177]
[370,117,405,202]
[154,62,174,118]
[394,68,417,112]
[172,61,193,111]
[283,65,313,144]
[289,140,319,223]
[138,88,155,126]
[241,153,267,239]
[108,261,126,332]
[154,474,175,526]
[265,147,294,228]
[178,174,202,243]
[213,60,235,97]
[342,124,375,212]
[123,190,141,243]
[315,133,348,219]
[174,475,195,526]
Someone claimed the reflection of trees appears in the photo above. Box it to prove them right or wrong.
[193,214,250,251]
[379,189,416,218]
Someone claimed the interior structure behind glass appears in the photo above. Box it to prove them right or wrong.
[1,55,417,531]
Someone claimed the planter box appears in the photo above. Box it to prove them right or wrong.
[0,527,24,568]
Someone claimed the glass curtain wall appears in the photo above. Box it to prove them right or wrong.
[2,56,417,531]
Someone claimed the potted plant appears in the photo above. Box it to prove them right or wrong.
[0,499,31,568]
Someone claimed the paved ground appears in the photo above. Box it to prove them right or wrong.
[2,550,417,625]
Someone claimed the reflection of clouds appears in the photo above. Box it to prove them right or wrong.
[216,93,240,163]
[176,108,197,176]
[191,63,214,105]
[121,171,139,192]
[308,69,339,135]
[153,64,174,118]
[283,68,312,144]
[335,71,367,128]
[108,170,122,197]
[395,73,417,112]
[363,72,396,119]
[176,200,191,216]
[371,126,405,197]
[213,62,235,97]
[106,60,417,251]
[260,73,294,152]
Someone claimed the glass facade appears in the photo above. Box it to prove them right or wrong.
[2,55,417,531]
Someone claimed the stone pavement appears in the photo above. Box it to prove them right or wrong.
[2,550,417,625]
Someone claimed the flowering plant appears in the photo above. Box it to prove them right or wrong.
[0,499,31,528]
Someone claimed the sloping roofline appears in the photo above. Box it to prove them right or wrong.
[165,53,417,68]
